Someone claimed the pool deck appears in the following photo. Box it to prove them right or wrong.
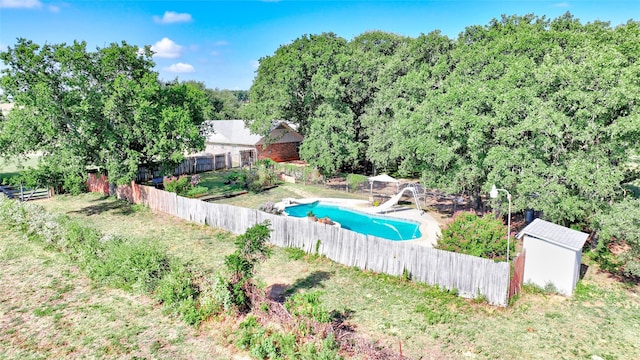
[276,198,440,247]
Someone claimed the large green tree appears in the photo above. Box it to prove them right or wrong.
[0,39,212,187]
[247,13,639,227]
[373,14,640,225]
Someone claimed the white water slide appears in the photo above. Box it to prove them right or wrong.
[369,186,423,214]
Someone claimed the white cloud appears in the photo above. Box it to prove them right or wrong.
[214,40,229,46]
[552,2,570,8]
[0,0,42,9]
[150,38,183,58]
[164,62,195,73]
[250,60,260,70]
[153,11,192,24]
[48,4,59,12]
[211,50,220,56]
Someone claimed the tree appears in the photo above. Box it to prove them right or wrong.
[245,32,348,137]
[596,198,640,278]
[246,14,640,227]
[0,39,212,188]
[183,81,246,120]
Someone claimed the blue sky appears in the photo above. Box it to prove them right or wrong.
[1,1,637,90]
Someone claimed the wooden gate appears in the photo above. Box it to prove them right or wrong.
[0,185,52,201]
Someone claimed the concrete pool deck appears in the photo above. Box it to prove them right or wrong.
[275,197,440,247]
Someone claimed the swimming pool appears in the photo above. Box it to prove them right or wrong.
[284,201,421,241]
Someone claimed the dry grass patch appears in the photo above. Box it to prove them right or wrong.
[0,227,243,359]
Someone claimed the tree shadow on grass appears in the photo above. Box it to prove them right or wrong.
[266,270,333,303]
[70,196,137,216]
[265,270,356,326]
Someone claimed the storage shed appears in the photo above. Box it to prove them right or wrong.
[516,219,589,296]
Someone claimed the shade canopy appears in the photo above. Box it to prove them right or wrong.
[368,174,399,184]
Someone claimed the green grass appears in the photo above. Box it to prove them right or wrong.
[0,154,41,183]
[197,170,246,197]
[34,192,640,359]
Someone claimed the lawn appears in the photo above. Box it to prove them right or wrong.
[0,153,40,183]
[29,192,640,359]
[0,225,242,359]
[196,169,246,197]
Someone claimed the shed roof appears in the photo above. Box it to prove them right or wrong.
[516,218,589,251]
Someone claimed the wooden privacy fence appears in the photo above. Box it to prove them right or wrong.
[114,182,511,306]
[136,153,230,182]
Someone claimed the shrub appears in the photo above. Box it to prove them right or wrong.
[164,176,190,195]
[222,221,273,311]
[226,171,244,183]
[346,173,368,192]
[254,158,276,168]
[244,165,278,193]
[154,262,204,325]
[436,211,513,260]
[87,237,171,293]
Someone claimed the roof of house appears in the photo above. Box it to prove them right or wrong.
[516,218,589,251]
[204,120,302,146]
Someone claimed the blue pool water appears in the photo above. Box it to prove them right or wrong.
[284,202,421,241]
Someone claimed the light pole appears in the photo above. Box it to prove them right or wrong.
[490,184,511,263]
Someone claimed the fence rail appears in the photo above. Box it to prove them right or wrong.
[0,185,51,201]
[110,182,511,306]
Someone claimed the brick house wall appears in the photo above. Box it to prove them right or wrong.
[256,142,300,162]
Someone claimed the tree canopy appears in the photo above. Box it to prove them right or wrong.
[247,13,640,227]
[0,39,213,187]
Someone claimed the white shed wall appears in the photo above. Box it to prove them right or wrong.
[522,235,579,296]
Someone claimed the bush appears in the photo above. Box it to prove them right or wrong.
[87,237,171,293]
[244,165,278,193]
[436,211,513,260]
[164,176,190,195]
[346,173,368,192]
[222,221,273,311]
[154,262,204,325]
[226,171,244,183]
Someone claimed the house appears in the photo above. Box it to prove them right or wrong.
[516,219,589,296]
[204,120,303,166]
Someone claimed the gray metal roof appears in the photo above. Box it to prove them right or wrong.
[205,120,262,146]
[204,120,302,146]
[516,218,589,251]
